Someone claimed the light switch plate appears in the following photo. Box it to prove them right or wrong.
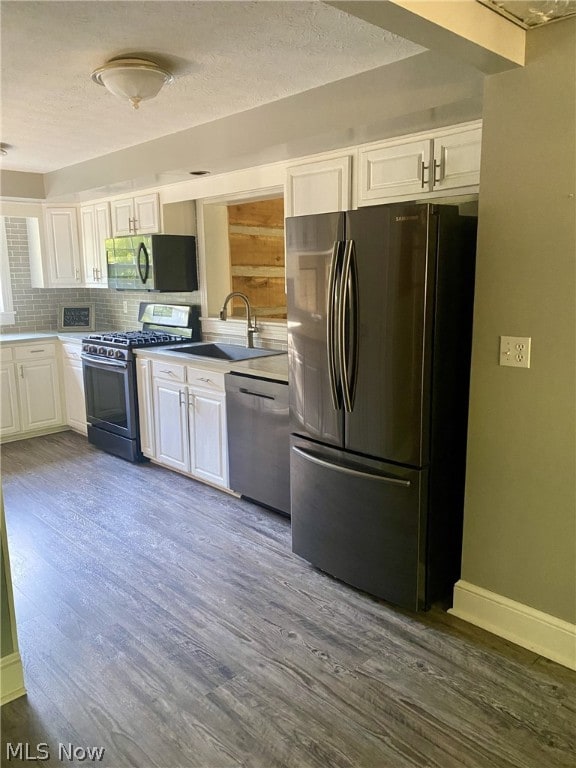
[500,336,531,368]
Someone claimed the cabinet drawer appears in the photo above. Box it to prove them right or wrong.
[152,360,186,382]
[14,342,57,360]
[186,367,225,392]
[0,347,14,362]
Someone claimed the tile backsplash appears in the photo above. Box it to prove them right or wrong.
[2,217,201,334]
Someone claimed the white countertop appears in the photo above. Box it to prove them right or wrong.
[0,330,113,344]
[134,346,288,382]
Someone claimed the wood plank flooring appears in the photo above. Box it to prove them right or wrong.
[1,431,575,767]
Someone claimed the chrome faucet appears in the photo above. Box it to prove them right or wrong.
[219,292,258,348]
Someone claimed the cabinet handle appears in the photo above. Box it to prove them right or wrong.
[420,160,429,189]
[19,365,24,378]
[160,369,175,376]
[92,267,97,280]
[28,349,45,353]
[197,377,214,385]
[132,217,138,232]
[75,267,80,280]
[433,159,443,185]
[179,391,186,406]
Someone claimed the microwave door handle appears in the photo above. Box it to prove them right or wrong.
[137,242,150,284]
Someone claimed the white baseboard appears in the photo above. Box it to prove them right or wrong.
[0,652,26,706]
[450,580,576,671]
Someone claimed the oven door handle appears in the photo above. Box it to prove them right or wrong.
[137,242,150,285]
[82,354,128,370]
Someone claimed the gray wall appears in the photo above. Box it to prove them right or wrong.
[2,218,200,333]
[462,19,576,623]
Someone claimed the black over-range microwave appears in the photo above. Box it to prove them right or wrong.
[106,234,198,291]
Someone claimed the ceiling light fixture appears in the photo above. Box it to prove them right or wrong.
[91,57,174,110]
[0,144,8,156]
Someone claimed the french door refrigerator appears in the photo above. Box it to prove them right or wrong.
[286,202,476,611]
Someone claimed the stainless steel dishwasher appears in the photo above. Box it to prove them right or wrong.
[225,372,290,516]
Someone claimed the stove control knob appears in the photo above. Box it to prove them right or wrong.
[115,350,125,360]
[107,348,116,357]
[89,345,98,354]
[98,346,106,356]
[82,344,89,353]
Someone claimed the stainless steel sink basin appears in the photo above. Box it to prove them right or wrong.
[165,342,283,362]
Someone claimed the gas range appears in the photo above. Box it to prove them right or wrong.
[81,302,200,463]
[82,330,187,361]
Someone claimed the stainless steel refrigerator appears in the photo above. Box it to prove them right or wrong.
[286,202,477,611]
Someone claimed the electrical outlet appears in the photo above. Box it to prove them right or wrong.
[123,301,128,314]
[499,336,531,368]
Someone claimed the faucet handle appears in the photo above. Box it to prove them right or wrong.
[219,307,227,321]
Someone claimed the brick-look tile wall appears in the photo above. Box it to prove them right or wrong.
[2,218,201,333]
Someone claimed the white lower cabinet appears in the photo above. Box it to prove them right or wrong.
[60,342,87,434]
[136,357,155,458]
[188,386,228,487]
[153,378,190,473]
[0,362,21,437]
[0,342,65,442]
[142,357,229,489]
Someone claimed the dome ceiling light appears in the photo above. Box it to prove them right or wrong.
[91,57,174,110]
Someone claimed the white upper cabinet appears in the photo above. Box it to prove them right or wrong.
[43,207,83,287]
[285,155,352,217]
[358,122,482,206]
[431,125,482,192]
[359,138,432,202]
[80,201,111,287]
[111,193,160,236]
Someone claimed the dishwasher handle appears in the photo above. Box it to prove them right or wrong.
[239,387,275,400]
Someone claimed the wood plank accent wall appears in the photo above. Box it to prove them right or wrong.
[227,199,286,319]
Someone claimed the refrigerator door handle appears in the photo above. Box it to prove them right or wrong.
[339,239,358,413]
[327,241,342,411]
[292,446,412,487]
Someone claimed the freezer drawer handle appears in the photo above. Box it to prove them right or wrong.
[292,446,411,487]
[239,387,275,400]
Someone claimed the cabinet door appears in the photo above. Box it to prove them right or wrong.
[45,207,82,286]
[286,156,352,217]
[134,193,160,234]
[19,359,63,432]
[0,363,21,438]
[153,379,189,472]
[358,138,432,204]
[432,126,482,192]
[136,358,154,458]
[93,203,112,288]
[62,356,87,434]
[111,198,135,236]
[80,206,97,285]
[188,387,228,488]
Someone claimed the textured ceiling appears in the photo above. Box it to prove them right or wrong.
[0,1,424,174]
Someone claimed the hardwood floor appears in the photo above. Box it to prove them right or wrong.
[1,431,574,768]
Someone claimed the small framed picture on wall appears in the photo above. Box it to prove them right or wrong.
[58,303,95,332]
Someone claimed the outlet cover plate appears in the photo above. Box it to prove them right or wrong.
[500,336,531,368]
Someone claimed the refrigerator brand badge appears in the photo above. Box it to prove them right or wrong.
[395,215,419,222]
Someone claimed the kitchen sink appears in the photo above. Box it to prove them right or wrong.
[165,342,284,361]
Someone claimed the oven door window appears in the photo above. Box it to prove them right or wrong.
[83,360,137,437]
